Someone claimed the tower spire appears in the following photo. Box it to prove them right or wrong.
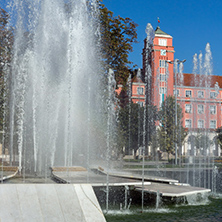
[157,17,160,25]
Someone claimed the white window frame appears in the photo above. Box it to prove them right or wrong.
[160,74,166,82]
[160,87,166,94]
[198,91,204,98]
[210,105,216,114]
[137,87,144,95]
[186,90,192,97]
[174,89,179,96]
[210,91,217,98]
[159,60,166,68]
[137,101,144,107]
[185,119,192,128]
[198,119,204,128]
[185,104,192,113]
[198,104,204,114]
[210,120,216,129]
[159,38,167,46]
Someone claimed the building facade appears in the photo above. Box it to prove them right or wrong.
[117,26,222,156]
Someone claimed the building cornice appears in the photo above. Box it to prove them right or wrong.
[132,82,145,86]
[153,49,175,53]
[177,98,222,104]
[132,96,145,99]
[155,34,173,38]
[175,85,221,91]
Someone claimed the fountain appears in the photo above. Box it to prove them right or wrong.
[0,0,109,221]
[3,0,106,176]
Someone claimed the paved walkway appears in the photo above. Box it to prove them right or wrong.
[0,184,106,222]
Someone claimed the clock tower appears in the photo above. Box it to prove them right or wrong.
[143,26,175,108]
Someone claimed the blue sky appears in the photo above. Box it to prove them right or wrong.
[103,0,222,75]
[1,0,222,75]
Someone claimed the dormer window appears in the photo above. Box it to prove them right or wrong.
[159,38,167,46]
[137,87,144,95]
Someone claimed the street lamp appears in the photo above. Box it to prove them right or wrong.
[167,59,186,165]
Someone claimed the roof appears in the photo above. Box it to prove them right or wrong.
[132,75,144,84]
[182,73,222,88]
[155,26,172,38]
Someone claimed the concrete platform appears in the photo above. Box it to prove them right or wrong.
[0,184,106,222]
[51,166,178,184]
[51,167,149,186]
[102,170,179,184]
[135,182,211,197]
[51,167,211,199]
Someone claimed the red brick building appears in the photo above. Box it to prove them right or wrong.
[117,26,222,156]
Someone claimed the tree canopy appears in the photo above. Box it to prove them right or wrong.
[99,1,138,85]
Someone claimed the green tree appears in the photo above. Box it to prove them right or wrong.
[158,96,187,161]
[117,102,158,157]
[118,103,142,155]
[146,104,158,158]
[216,127,222,148]
[99,1,138,85]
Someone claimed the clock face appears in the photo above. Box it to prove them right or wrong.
[161,49,166,56]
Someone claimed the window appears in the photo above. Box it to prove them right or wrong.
[185,119,192,128]
[174,89,179,96]
[160,87,166,94]
[210,120,216,129]
[198,104,204,114]
[198,91,204,98]
[137,101,144,107]
[198,120,204,128]
[159,60,166,68]
[210,105,216,114]
[210,91,217,98]
[137,87,144,95]
[160,74,166,82]
[159,39,167,46]
[185,104,192,113]
[186,90,192,97]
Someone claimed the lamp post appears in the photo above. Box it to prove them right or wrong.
[167,59,186,165]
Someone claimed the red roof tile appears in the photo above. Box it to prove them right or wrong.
[132,76,144,83]
[181,73,222,88]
